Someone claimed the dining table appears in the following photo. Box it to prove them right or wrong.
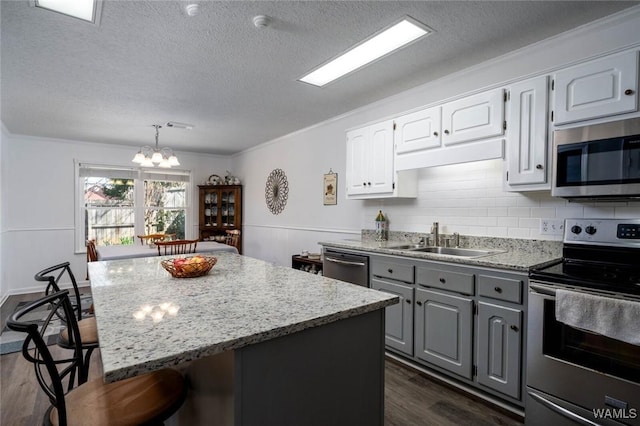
[87,251,397,426]
[95,240,237,261]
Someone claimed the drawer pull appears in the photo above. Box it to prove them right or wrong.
[510,325,519,332]
[439,278,446,284]
[388,268,393,274]
[494,286,502,293]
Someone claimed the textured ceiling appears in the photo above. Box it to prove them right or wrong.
[1,1,638,155]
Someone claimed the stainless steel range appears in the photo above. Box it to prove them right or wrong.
[527,219,640,426]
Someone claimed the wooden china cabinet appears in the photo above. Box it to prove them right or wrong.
[198,185,242,254]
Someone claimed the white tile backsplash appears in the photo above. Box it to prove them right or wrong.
[368,159,640,240]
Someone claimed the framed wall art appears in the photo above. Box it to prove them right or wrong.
[323,170,337,205]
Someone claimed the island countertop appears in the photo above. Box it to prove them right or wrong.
[88,252,398,383]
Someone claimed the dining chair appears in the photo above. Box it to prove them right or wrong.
[156,239,199,256]
[137,233,176,245]
[85,239,98,280]
[7,290,187,426]
[35,262,99,381]
[224,229,241,249]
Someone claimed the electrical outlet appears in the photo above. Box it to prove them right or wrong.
[540,219,564,236]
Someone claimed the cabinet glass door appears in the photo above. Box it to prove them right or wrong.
[204,190,218,226]
[221,189,236,227]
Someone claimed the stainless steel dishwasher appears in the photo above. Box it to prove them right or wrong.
[323,249,369,287]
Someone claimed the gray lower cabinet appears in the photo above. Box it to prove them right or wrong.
[365,252,528,407]
[371,278,414,356]
[476,301,522,399]
[414,288,474,379]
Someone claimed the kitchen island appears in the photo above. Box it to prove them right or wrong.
[87,252,397,425]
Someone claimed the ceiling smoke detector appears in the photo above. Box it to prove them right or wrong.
[252,15,271,29]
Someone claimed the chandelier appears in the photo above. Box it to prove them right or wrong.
[132,125,180,168]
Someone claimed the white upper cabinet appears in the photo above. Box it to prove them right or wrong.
[368,121,395,194]
[505,76,550,188]
[346,120,417,199]
[395,107,441,154]
[345,126,370,196]
[442,89,505,145]
[395,89,505,171]
[553,50,639,125]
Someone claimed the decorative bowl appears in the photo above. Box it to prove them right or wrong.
[161,256,217,278]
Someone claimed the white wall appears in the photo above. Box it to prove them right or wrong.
[1,133,231,297]
[1,125,7,305]
[233,7,640,266]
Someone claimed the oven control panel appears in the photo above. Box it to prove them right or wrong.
[617,224,640,239]
[564,218,640,247]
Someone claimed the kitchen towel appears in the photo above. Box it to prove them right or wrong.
[555,289,640,346]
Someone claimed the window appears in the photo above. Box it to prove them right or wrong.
[76,162,191,251]
[142,172,188,240]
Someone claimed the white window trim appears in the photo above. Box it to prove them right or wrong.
[74,160,192,253]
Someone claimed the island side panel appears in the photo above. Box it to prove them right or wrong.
[234,310,385,426]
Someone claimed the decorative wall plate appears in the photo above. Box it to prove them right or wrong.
[265,168,288,215]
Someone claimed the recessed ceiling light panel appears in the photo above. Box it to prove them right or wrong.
[34,0,101,24]
[299,17,432,87]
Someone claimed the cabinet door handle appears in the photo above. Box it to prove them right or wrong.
[536,164,543,170]
[494,286,503,293]
[367,182,371,186]
[416,301,423,306]
[625,89,635,95]
[388,268,393,274]
[510,325,519,332]
[444,130,450,135]
[406,299,412,304]
[439,278,446,284]
[363,182,366,186]
[433,131,439,136]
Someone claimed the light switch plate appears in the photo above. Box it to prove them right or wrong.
[540,219,564,235]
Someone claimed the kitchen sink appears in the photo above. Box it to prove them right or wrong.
[384,244,426,250]
[408,247,500,257]
[386,244,502,258]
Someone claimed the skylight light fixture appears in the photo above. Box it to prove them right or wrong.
[299,17,431,87]
[34,0,100,23]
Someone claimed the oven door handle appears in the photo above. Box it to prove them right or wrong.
[528,390,601,426]
[529,283,557,297]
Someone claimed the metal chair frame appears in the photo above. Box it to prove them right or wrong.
[34,262,97,380]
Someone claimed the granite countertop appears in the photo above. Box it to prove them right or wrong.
[88,252,397,383]
[320,233,563,272]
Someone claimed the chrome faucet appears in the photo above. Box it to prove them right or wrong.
[431,222,439,247]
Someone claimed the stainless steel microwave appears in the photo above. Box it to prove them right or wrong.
[552,117,640,199]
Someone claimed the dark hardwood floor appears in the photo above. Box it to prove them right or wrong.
[1,293,523,425]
